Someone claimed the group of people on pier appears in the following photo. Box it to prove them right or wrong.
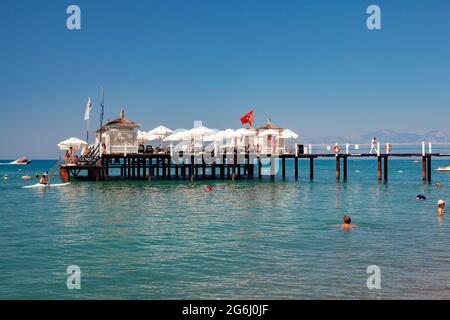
[64,146,90,165]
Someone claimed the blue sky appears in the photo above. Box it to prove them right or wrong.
[1,0,450,158]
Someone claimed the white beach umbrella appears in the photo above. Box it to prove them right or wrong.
[203,134,217,142]
[148,125,173,136]
[137,130,151,142]
[258,129,281,137]
[57,137,88,150]
[146,134,166,141]
[234,128,256,138]
[280,129,299,139]
[164,129,190,141]
[189,125,215,137]
[214,129,236,140]
[146,126,173,146]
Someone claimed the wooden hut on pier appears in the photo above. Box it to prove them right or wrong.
[96,109,140,155]
[256,118,285,154]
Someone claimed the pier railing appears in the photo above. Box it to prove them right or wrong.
[300,141,450,157]
[60,141,450,182]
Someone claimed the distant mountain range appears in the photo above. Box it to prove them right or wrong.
[305,130,450,144]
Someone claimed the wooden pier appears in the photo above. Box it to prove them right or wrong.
[60,150,448,183]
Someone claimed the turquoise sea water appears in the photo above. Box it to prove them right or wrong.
[1,159,450,299]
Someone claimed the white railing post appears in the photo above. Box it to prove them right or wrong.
[429,142,432,154]
[309,144,312,155]
[124,144,127,157]
[346,143,349,155]
[422,141,426,156]
[377,142,380,156]
[295,143,298,157]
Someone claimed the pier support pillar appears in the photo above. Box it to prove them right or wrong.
[247,152,251,179]
[335,156,341,181]
[202,155,206,179]
[190,154,195,180]
[221,154,225,179]
[127,157,131,179]
[258,156,262,179]
[232,150,237,178]
[143,157,147,179]
[282,157,286,179]
[270,156,275,180]
[377,156,382,181]
[168,157,172,180]
[137,157,141,180]
[384,156,388,181]
[149,157,153,180]
[427,156,432,182]
[343,156,348,181]
[294,157,298,180]
[422,156,427,182]
[309,157,314,180]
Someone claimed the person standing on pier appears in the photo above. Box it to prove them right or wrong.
[370,137,378,154]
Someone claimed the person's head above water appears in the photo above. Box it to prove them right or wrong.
[343,215,352,224]
[416,194,427,200]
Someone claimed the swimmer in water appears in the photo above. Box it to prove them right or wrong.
[340,215,356,230]
[203,185,213,191]
[22,174,31,180]
[416,194,427,200]
[39,172,49,185]
[436,182,442,189]
[438,200,446,216]
[3,174,8,180]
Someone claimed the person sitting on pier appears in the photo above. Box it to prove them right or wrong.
[73,155,80,165]
[39,172,49,185]
[341,215,356,230]
[82,146,89,157]
[64,148,73,164]
[101,143,108,155]
[438,200,446,216]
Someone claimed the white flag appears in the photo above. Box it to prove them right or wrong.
[84,97,92,120]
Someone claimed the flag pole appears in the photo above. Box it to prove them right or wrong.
[100,87,104,130]
[84,96,92,144]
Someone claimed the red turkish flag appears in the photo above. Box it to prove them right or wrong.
[240,110,254,126]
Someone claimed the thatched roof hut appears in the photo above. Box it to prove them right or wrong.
[95,109,140,155]
[256,118,284,132]
[97,109,140,133]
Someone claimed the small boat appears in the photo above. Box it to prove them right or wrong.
[11,157,31,164]
[436,166,450,172]
[0,157,32,165]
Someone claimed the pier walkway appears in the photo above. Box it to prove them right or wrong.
[60,142,450,183]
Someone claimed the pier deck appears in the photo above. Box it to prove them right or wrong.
[59,151,450,183]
